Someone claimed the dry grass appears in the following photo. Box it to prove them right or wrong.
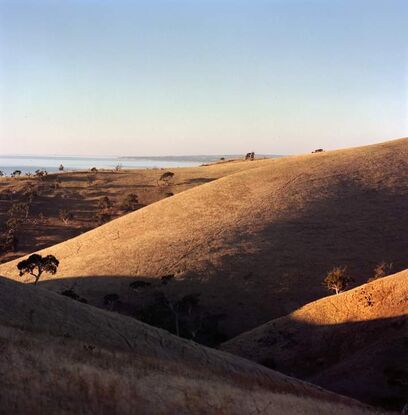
[0,277,380,415]
[0,138,407,340]
[221,270,408,410]
[0,325,381,415]
[0,158,266,263]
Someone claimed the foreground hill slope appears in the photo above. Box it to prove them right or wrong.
[0,277,375,415]
[1,138,407,338]
[221,270,408,410]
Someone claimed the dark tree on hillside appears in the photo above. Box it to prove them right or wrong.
[59,164,64,171]
[323,266,353,295]
[59,209,74,225]
[0,229,17,253]
[98,196,112,210]
[368,261,393,282]
[158,171,175,185]
[121,193,139,212]
[17,254,59,284]
[11,170,22,177]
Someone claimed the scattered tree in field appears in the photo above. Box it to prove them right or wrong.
[59,164,64,171]
[368,261,393,282]
[98,196,112,210]
[161,274,174,285]
[104,293,120,309]
[244,152,255,161]
[11,170,22,177]
[323,266,353,295]
[6,202,30,230]
[96,211,112,225]
[17,254,59,284]
[312,149,324,153]
[0,229,17,253]
[87,175,96,185]
[0,170,4,177]
[60,289,87,303]
[97,196,114,224]
[90,167,98,172]
[158,171,175,185]
[129,280,152,291]
[59,209,74,225]
[35,169,48,178]
[115,163,122,172]
[121,193,139,212]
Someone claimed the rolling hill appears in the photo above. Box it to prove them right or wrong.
[0,157,270,263]
[0,276,377,415]
[221,270,408,411]
[0,138,407,340]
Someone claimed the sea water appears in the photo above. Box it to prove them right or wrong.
[0,154,221,176]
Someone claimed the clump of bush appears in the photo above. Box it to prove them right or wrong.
[0,229,17,253]
[121,193,139,212]
[97,196,114,224]
[368,262,393,282]
[61,289,87,303]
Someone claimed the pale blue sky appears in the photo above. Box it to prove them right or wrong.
[0,0,407,156]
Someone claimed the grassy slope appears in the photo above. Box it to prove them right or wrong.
[0,158,268,263]
[221,270,408,410]
[0,276,377,415]
[0,138,407,338]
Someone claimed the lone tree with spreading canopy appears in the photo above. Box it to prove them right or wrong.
[323,266,353,295]
[158,171,175,185]
[17,254,59,285]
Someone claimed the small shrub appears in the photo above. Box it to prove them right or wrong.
[59,164,64,171]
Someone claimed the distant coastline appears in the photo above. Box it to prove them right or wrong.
[0,154,282,176]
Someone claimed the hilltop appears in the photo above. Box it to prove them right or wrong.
[0,138,407,341]
[221,270,408,410]
[0,276,376,415]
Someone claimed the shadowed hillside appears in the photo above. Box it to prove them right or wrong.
[1,138,407,340]
[221,270,408,411]
[0,276,378,415]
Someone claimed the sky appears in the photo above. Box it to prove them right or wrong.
[0,0,407,156]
